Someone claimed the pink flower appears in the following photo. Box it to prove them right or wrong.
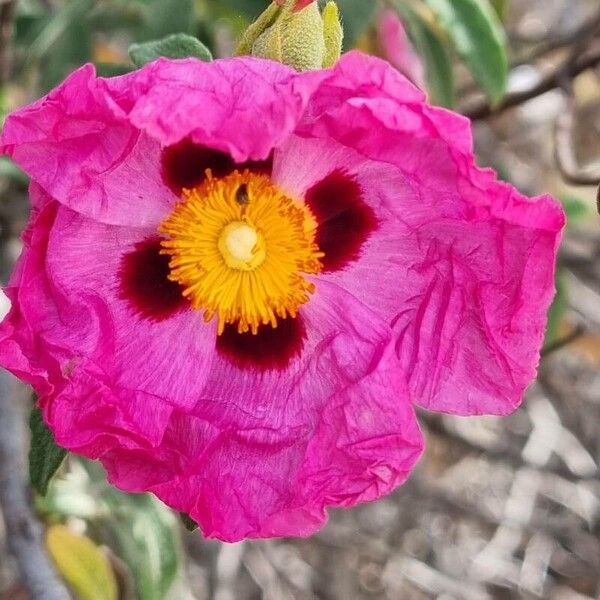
[0,52,563,541]
[377,8,425,88]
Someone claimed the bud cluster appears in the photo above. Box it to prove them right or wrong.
[236,0,343,71]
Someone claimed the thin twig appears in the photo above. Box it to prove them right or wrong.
[0,372,70,600]
[0,168,70,597]
[554,95,600,186]
[511,10,600,69]
[463,43,600,121]
[458,11,600,97]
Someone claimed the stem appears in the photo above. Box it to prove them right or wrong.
[0,372,71,600]
[463,43,600,121]
[0,153,70,597]
[554,92,600,186]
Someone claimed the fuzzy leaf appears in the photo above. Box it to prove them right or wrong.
[322,1,343,68]
[129,33,212,67]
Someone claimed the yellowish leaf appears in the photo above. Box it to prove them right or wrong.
[46,525,118,600]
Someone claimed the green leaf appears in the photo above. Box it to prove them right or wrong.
[24,0,94,91]
[425,0,508,104]
[544,274,567,347]
[559,193,588,223]
[179,512,198,532]
[29,406,67,496]
[46,525,118,600]
[394,2,455,108]
[101,493,180,600]
[129,33,212,67]
[490,0,508,22]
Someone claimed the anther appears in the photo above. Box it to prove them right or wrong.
[235,183,250,206]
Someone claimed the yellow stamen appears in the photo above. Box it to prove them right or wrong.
[159,170,323,335]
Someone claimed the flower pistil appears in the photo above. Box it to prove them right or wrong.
[159,170,323,335]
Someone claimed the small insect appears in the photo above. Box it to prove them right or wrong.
[235,183,250,206]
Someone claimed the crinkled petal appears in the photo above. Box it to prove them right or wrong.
[0,51,564,543]
[46,369,175,457]
[0,58,327,226]
[98,281,423,541]
[0,66,173,227]
[285,56,564,415]
[116,57,327,159]
[0,189,216,413]
[302,50,425,120]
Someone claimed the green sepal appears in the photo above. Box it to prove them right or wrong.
[322,2,343,67]
[29,406,68,496]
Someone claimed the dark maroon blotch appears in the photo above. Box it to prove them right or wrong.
[244,156,274,176]
[217,317,305,371]
[305,170,378,272]
[161,139,234,193]
[119,237,187,321]
[161,138,273,194]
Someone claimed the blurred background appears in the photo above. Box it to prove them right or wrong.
[0,0,599,598]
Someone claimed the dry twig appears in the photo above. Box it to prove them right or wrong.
[0,372,70,600]
[464,43,600,121]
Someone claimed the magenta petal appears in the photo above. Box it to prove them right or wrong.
[99,281,422,541]
[1,58,325,226]
[1,66,173,227]
[110,57,326,161]
[289,54,565,415]
[0,191,216,414]
[0,51,564,542]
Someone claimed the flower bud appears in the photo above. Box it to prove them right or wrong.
[237,0,343,71]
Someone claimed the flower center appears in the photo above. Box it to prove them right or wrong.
[217,221,266,270]
[159,170,323,335]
